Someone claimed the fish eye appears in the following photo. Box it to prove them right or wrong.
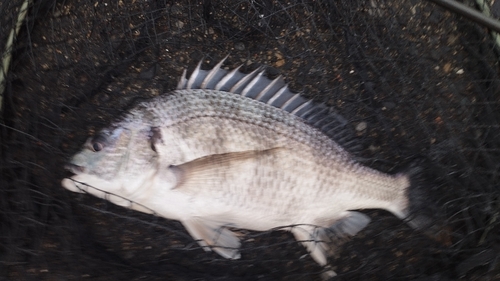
[91,142,104,152]
[89,134,107,152]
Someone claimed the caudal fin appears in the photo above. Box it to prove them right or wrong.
[400,161,451,245]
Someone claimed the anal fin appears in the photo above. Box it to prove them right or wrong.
[327,211,371,238]
[291,211,371,277]
[182,218,241,259]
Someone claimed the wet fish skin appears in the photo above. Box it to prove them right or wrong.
[62,57,427,276]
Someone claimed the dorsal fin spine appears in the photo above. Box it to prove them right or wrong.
[290,100,313,115]
[304,107,329,124]
[254,75,281,101]
[296,102,319,118]
[229,66,263,93]
[280,93,301,109]
[266,86,288,105]
[177,69,188,90]
[241,71,265,97]
[201,57,227,89]
[215,65,242,91]
[186,60,203,90]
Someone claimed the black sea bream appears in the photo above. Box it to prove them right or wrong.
[62,57,431,277]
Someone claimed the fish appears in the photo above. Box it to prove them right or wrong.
[62,56,433,277]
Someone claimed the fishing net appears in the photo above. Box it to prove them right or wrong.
[1,0,499,280]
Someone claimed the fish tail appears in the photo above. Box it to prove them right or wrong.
[397,162,451,244]
[401,164,434,230]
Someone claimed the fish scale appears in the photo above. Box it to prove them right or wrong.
[141,89,350,166]
[62,57,432,278]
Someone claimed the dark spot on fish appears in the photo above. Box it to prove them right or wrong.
[150,127,162,152]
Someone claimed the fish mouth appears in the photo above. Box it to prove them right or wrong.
[65,163,85,174]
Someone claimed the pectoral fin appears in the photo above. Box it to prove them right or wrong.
[291,211,371,276]
[182,218,241,259]
[173,148,281,190]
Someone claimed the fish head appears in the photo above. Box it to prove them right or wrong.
[61,122,162,204]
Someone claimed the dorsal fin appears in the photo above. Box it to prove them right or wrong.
[177,57,361,153]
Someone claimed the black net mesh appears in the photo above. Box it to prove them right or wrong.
[1,0,499,280]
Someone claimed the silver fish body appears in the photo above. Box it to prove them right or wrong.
[62,57,425,277]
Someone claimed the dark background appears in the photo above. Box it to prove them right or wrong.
[1,0,499,280]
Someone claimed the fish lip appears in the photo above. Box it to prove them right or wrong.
[65,163,85,174]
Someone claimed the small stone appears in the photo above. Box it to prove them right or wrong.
[234,42,245,51]
[175,21,184,29]
[275,58,285,67]
[443,63,451,73]
[356,122,367,131]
